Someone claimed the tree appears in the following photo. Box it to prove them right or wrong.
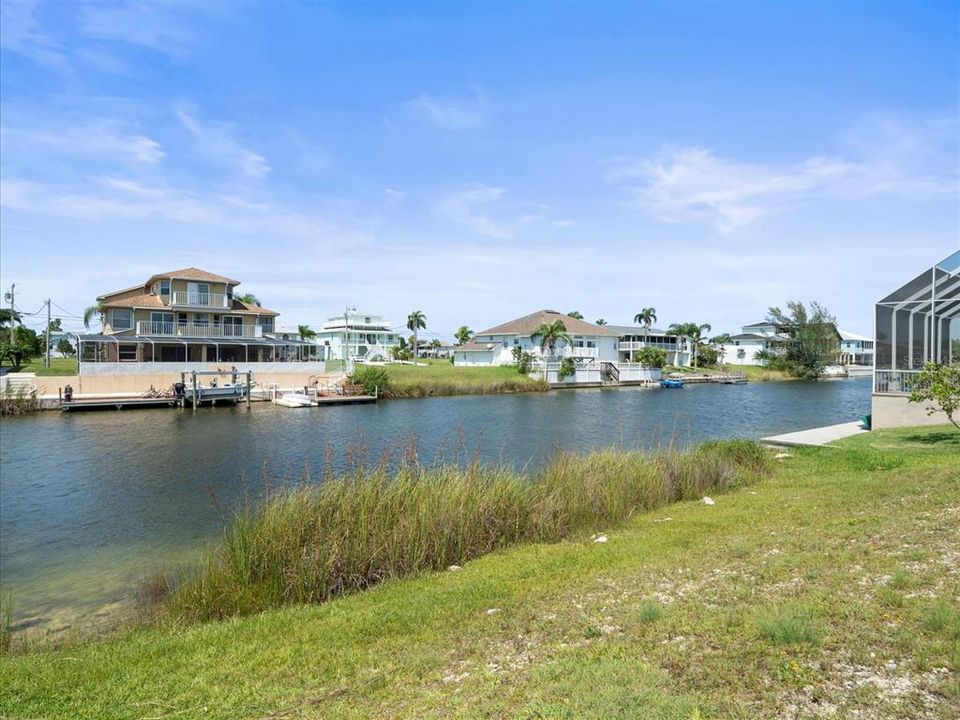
[633,307,658,350]
[406,310,427,363]
[532,319,572,360]
[634,346,667,368]
[595,318,607,326]
[0,309,21,326]
[710,333,733,367]
[455,326,473,345]
[46,318,62,333]
[765,301,838,379]
[908,362,960,430]
[56,337,76,357]
[298,324,316,341]
[83,304,103,330]
[667,322,712,367]
[236,293,261,306]
[567,310,583,320]
[0,327,42,369]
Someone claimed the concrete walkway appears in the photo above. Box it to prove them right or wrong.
[761,421,868,448]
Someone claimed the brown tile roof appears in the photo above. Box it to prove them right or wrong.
[99,293,166,309]
[233,300,279,316]
[476,310,621,338]
[146,267,241,286]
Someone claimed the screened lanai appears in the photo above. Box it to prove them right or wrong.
[874,249,960,394]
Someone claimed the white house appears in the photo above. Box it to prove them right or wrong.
[604,325,690,367]
[313,311,400,364]
[718,321,792,367]
[453,309,622,384]
[837,329,874,367]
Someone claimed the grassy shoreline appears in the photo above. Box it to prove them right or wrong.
[359,359,549,398]
[2,427,957,719]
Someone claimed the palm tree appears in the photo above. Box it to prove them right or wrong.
[710,333,732,368]
[632,307,657,361]
[667,322,712,367]
[532,319,572,361]
[567,310,583,320]
[298,324,316,341]
[407,310,427,363]
[83,304,104,330]
[595,318,607,326]
[236,293,260,306]
[455,325,473,345]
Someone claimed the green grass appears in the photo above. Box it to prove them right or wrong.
[5,357,78,376]
[2,426,958,719]
[663,364,795,382]
[375,360,548,397]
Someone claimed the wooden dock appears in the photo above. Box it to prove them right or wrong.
[61,397,182,412]
[313,395,377,406]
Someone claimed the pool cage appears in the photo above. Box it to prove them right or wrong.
[874,249,960,394]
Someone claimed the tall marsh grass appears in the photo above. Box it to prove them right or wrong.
[163,440,771,623]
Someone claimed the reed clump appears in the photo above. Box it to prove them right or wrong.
[163,441,772,623]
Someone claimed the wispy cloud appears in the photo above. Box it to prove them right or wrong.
[0,0,68,71]
[437,184,547,239]
[606,115,958,232]
[77,0,202,59]
[1,121,165,165]
[407,89,490,130]
[176,107,270,178]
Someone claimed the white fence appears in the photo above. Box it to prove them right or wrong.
[79,361,326,376]
[874,369,924,394]
[617,363,662,383]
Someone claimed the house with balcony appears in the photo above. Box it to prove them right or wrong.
[313,311,400,365]
[715,321,792,366]
[837,330,874,367]
[453,309,620,384]
[872,249,959,429]
[76,267,318,373]
[605,325,690,367]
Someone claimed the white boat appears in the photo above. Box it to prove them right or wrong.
[273,392,315,408]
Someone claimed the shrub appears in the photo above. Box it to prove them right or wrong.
[349,365,389,395]
[557,357,577,381]
[633,347,667,368]
[757,607,821,646]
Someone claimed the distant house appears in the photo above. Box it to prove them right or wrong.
[717,322,792,366]
[77,267,316,373]
[454,309,621,384]
[837,330,874,367]
[603,325,690,367]
[314,311,400,364]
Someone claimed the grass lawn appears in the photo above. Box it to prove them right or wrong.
[2,427,958,719]
[379,359,547,397]
[4,357,78,376]
[665,364,794,382]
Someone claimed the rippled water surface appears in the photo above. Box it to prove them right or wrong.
[0,376,870,627]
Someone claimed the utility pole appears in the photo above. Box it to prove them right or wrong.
[4,284,14,345]
[46,298,52,368]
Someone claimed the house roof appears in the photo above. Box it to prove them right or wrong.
[476,310,621,338]
[98,293,279,316]
[838,329,872,342]
[742,321,777,328]
[146,267,242,286]
[602,324,672,337]
[456,342,500,352]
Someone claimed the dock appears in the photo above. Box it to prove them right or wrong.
[761,421,868,448]
[62,397,183,411]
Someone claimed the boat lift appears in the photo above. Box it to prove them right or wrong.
[180,369,253,410]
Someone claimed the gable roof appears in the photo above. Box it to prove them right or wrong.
[838,329,872,342]
[146,267,241,286]
[455,342,500,352]
[602,324,673,337]
[476,310,621,338]
[742,321,777,328]
[98,294,279,316]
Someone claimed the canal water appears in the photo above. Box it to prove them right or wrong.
[0,376,870,629]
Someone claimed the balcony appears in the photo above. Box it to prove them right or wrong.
[619,341,678,351]
[874,369,924,395]
[137,321,263,339]
[169,291,231,309]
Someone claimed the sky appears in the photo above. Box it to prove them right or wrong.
[1,0,958,342]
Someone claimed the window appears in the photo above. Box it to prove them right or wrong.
[159,280,170,297]
[119,343,137,361]
[150,312,174,334]
[194,313,209,326]
[111,308,132,331]
[258,317,274,333]
[223,316,243,337]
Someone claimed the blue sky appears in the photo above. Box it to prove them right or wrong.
[1,0,957,341]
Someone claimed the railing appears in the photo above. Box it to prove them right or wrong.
[618,340,678,351]
[137,321,262,339]
[874,369,924,394]
[600,361,620,383]
[561,346,600,358]
[169,291,230,308]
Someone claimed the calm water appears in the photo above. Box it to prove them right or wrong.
[0,376,870,627]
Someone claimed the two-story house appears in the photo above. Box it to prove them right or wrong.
[79,267,313,370]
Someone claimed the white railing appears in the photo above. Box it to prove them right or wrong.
[170,291,230,308]
[874,369,923,394]
[137,321,262,339]
[561,346,599,358]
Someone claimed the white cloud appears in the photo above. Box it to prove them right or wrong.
[1,121,165,167]
[607,115,958,232]
[0,0,68,71]
[176,108,270,178]
[437,184,547,239]
[407,89,489,130]
[77,0,199,59]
